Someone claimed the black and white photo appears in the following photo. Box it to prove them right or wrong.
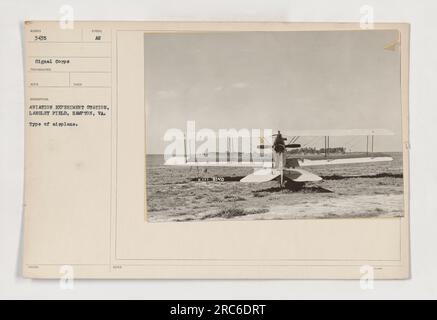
[145,30,404,222]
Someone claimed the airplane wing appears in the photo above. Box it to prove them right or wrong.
[298,156,393,167]
[240,169,281,183]
[164,156,272,168]
[280,129,394,137]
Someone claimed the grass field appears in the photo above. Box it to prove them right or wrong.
[146,152,404,222]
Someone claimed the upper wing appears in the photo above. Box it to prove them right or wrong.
[298,156,393,167]
[280,129,394,137]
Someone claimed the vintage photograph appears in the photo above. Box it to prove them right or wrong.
[144,30,404,222]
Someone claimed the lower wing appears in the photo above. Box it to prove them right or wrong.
[298,156,393,167]
[164,157,272,168]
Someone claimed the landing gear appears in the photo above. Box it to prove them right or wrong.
[277,178,305,191]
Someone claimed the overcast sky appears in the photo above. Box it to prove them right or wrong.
[144,30,402,154]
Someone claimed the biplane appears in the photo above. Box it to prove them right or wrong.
[164,129,394,188]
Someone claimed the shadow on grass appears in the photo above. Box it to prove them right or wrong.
[254,181,333,194]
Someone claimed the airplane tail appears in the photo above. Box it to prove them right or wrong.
[240,169,281,183]
[284,168,322,182]
[240,168,322,183]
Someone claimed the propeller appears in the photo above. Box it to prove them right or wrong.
[257,131,301,149]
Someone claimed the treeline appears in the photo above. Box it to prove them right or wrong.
[288,147,346,154]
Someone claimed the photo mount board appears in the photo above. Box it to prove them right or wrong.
[22,21,410,279]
